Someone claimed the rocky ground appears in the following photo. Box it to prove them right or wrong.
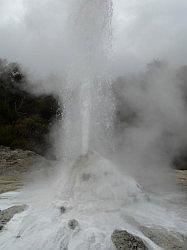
[0,146,53,176]
[0,175,23,194]
[0,146,186,249]
[0,146,55,238]
[177,170,187,186]
[0,205,27,232]
[112,230,148,250]
[0,146,54,193]
[111,228,187,250]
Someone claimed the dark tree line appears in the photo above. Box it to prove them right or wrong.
[0,59,60,156]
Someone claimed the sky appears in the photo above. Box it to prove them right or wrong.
[0,0,187,75]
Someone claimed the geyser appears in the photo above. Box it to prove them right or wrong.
[61,0,115,162]
[0,1,186,250]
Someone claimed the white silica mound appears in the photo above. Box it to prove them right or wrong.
[0,152,186,250]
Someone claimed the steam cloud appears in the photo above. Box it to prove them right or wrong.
[0,0,187,188]
[0,0,187,76]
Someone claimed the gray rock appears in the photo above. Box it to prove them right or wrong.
[60,206,66,214]
[0,205,27,231]
[177,170,187,186]
[141,226,187,250]
[0,146,53,176]
[68,219,79,230]
[0,175,23,194]
[111,230,147,250]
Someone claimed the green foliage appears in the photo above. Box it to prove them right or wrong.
[15,115,48,139]
[10,138,28,149]
[0,101,19,123]
[0,125,16,146]
[0,59,60,155]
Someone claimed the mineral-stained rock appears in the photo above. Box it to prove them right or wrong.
[68,219,79,230]
[0,205,27,231]
[60,206,66,214]
[141,226,187,250]
[111,230,147,250]
[0,175,23,194]
[0,146,53,176]
[177,170,187,186]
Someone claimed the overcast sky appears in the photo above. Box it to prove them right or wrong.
[0,0,187,75]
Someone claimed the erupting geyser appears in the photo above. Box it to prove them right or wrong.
[0,1,186,250]
[61,0,114,161]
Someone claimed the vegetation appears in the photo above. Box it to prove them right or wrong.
[0,58,187,169]
[0,59,60,155]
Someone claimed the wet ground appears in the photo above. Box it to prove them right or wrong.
[0,176,23,194]
[0,170,186,195]
[177,170,187,186]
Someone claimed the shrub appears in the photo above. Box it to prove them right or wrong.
[10,138,28,149]
[0,125,16,146]
[14,115,48,139]
[0,101,18,123]
[0,58,61,155]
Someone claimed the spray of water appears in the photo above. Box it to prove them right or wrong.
[60,0,114,162]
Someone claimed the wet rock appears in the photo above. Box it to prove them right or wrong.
[81,173,91,181]
[60,206,66,214]
[0,146,55,193]
[141,226,187,250]
[111,230,147,250]
[0,205,27,231]
[0,175,23,194]
[0,146,53,176]
[177,170,187,186]
[68,219,79,230]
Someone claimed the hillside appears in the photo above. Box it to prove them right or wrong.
[0,59,60,156]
